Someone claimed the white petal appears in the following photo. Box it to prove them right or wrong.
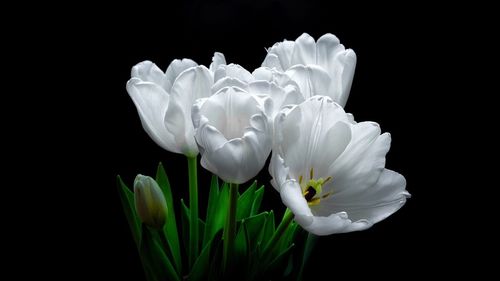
[164,58,198,92]
[199,87,260,140]
[285,65,331,99]
[276,96,349,179]
[268,40,295,70]
[214,64,254,83]
[164,66,213,156]
[269,152,289,191]
[295,213,371,235]
[131,61,167,89]
[320,169,410,224]
[261,53,282,71]
[291,33,316,66]
[197,120,271,184]
[315,33,342,69]
[212,77,249,94]
[280,180,312,217]
[126,78,179,153]
[327,49,357,107]
[328,123,390,199]
[209,52,226,73]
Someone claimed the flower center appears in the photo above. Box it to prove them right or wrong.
[299,168,333,206]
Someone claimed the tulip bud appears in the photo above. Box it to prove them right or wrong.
[134,175,168,229]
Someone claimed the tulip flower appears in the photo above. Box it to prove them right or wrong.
[270,96,410,235]
[126,53,225,156]
[192,86,272,184]
[262,33,356,107]
[134,175,168,229]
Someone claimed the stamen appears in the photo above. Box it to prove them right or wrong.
[324,176,332,183]
[310,167,314,180]
[299,175,303,185]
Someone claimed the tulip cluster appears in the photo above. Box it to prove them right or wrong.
[119,33,410,281]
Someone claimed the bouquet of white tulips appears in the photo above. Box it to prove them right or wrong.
[117,33,410,281]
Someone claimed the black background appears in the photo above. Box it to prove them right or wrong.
[28,0,479,280]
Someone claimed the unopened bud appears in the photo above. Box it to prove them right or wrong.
[134,174,167,229]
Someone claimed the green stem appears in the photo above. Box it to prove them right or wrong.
[187,156,199,268]
[223,182,238,272]
[261,208,294,263]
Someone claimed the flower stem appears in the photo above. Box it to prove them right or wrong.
[187,156,199,268]
[223,182,238,272]
[261,208,294,264]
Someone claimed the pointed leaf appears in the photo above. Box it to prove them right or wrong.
[190,231,222,281]
[244,212,268,252]
[250,185,264,216]
[180,199,190,256]
[236,181,257,220]
[156,163,182,273]
[266,243,295,278]
[140,225,180,281]
[297,231,318,279]
[117,175,141,247]
[202,175,220,246]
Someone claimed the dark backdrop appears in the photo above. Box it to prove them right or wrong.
[49,0,466,280]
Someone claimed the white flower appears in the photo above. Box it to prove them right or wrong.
[270,96,410,235]
[262,33,356,107]
[192,86,272,184]
[126,53,226,156]
[213,64,303,121]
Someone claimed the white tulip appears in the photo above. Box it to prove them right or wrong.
[270,96,410,235]
[262,33,356,107]
[126,53,226,156]
[192,86,272,184]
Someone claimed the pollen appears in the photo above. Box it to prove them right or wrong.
[300,168,333,206]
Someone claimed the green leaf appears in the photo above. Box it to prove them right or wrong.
[266,243,295,278]
[250,185,264,216]
[180,199,190,256]
[236,181,257,220]
[234,220,248,259]
[278,221,298,253]
[202,175,220,246]
[155,163,182,274]
[117,175,141,247]
[244,212,268,252]
[258,211,275,246]
[204,181,229,249]
[140,225,180,281]
[297,231,318,280]
[190,230,222,281]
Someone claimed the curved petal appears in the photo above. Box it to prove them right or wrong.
[267,40,295,70]
[316,33,342,69]
[276,96,349,179]
[209,52,226,73]
[131,61,168,89]
[327,49,357,107]
[212,77,249,94]
[328,123,390,200]
[295,213,371,235]
[261,53,282,71]
[319,169,410,224]
[214,63,254,83]
[280,180,313,216]
[269,152,289,191]
[291,33,316,66]
[126,78,179,153]
[285,65,331,99]
[165,58,198,92]
[197,121,271,184]
[164,66,213,156]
